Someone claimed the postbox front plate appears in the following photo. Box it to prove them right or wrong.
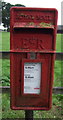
[10,7,58,110]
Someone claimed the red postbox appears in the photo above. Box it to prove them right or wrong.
[10,7,58,110]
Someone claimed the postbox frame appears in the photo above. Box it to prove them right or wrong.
[10,7,58,110]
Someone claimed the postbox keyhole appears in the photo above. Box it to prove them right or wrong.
[27,53,36,59]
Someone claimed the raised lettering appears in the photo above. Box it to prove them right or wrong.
[38,39,45,50]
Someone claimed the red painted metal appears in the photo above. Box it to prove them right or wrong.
[10,7,58,110]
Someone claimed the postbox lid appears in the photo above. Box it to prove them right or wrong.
[13,22,54,29]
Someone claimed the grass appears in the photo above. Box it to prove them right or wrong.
[1,32,10,51]
[0,93,2,119]
[54,60,63,87]
[1,93,63,119]
[61,34,63,52]
[56,34,61,52]
[0,32,2,51]
[0,59,10,86]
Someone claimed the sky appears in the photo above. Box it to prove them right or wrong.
[0,0,63,29]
